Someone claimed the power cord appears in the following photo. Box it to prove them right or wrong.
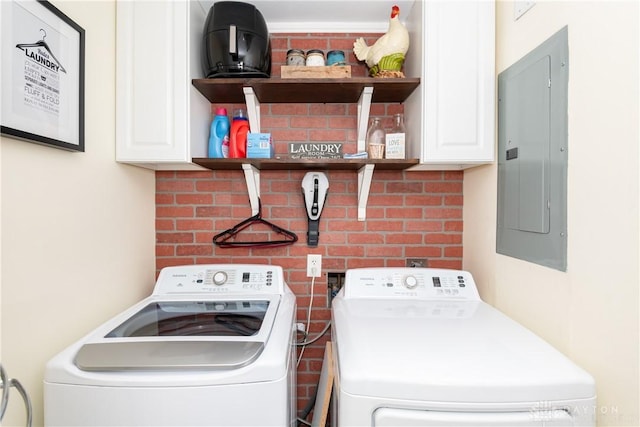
[296,321,331,347]
[295,271,333,427]
[296,274,315,367]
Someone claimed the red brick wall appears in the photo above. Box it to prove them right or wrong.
[155,33,463,415]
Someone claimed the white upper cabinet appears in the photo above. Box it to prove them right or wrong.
[404,1,496,170]
[115,0,210,170]
[115,0,495,171]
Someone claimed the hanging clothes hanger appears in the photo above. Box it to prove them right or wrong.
[213,199,298,248]
[16,29,67,73]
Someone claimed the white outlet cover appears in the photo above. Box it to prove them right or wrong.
[514,1,535,20]
[307,254,322,277]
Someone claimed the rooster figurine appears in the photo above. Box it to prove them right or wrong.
[353,4,410,77]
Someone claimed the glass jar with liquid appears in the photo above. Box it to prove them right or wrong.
[366,117,386,159]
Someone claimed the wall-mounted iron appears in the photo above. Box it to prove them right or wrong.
[301,172,329,247]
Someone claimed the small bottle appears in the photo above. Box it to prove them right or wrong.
[208,107,230,158]
[385,113,406,159]
[366,117,385,159]
[229,109,250,158]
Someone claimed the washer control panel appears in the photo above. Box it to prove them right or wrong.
[153,264,284,295]
[343,268,480,300]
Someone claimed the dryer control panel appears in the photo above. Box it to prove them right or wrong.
[152,264,285,295]
[343,268,481,300]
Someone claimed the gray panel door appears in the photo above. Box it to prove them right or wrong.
[503,56,551,234]
[497,26,568,271]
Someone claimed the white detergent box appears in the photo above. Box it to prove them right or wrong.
[247,133,274,158]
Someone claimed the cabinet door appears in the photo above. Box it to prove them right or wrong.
[116,0,206,166]
[406,1,495,168]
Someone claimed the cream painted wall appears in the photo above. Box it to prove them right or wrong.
[0,1,156,426]
[464,1,639,426]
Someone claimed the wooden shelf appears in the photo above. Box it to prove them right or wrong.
[190,77,421,221]
[192,77,420,104]
[192,158,419,171]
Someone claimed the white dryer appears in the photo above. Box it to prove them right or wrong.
[45,264,296,427]
[331,267,596,427]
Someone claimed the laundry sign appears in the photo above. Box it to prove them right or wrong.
[16,30,65,115]
[0,0,85,151]
[288,143,343,159]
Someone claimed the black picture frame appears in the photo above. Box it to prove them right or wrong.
[1,0,85,152]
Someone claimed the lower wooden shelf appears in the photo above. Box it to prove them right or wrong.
[192,158,419,171]
[192,158,419,222]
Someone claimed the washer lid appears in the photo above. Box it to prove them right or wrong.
[74,341,263,371]
[332,298,596,403]
[73,298,277,372]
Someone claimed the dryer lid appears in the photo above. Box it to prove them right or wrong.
[333,268,595,403]
[332,298,596,403]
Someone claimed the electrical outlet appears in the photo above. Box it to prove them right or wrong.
[307,254,322,277]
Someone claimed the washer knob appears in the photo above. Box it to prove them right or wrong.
[403,275,418,289]
[212,271,228,286]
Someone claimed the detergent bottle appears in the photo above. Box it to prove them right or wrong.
[229,109,250,158]
[208,107,230,158]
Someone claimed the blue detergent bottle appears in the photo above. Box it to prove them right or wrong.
[208,107,230,158]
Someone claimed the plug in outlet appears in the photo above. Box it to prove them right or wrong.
[306,254,322,277]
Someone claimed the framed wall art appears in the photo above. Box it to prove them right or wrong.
[1,0,85,152]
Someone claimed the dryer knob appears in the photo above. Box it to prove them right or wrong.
[403,275,418,289]
[212,271,228,286]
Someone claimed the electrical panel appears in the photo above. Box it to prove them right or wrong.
[497,26,568,271]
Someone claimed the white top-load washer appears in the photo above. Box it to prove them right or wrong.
[45,264,296,427]
[331,268,596,427]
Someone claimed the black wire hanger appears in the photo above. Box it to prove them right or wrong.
[212,199,298,248]
[16,29,67,73]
